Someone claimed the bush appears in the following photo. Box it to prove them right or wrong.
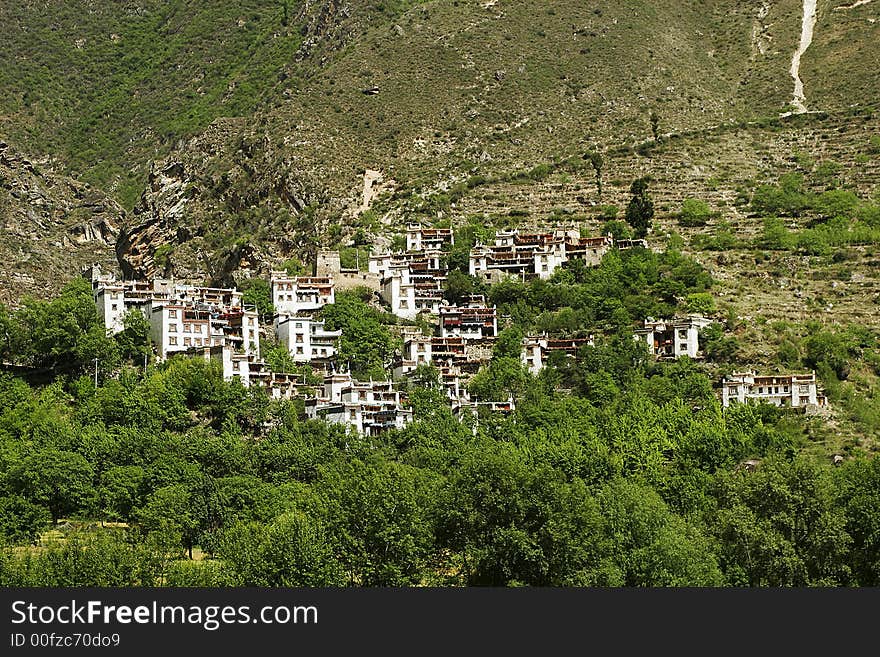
[804,331,850,380]
[679,198,712,227]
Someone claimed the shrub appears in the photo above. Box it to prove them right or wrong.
[679,198,712,227]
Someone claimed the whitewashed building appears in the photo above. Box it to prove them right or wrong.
[406,224,454,252]
[150,305,260,360]
[439,298,498,340]
[304,372,413,435]
[380,265,445,320]
[521,335,595,375]
[369,250,444,280]
[271,273,335,316]
[275,315,342,363]
[634,316,713,360]
[721,371,827,409]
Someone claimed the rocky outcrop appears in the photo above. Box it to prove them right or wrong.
[0,139,121,302]
[116,160,195,280]
[114,120,341,288]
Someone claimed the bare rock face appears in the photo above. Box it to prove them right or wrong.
[0,139,121,303]
[116,160,193,280]
[114,119,339,288]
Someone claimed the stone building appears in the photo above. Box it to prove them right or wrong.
[634,316,713,360]
[721,371,827,409]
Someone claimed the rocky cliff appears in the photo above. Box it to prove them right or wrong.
[0,140,120,303]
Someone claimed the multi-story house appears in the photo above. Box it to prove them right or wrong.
[439,297,498,340]
[721,371,827,409]
[521,335,595,375]
[271,273,335,316]
[368,250,444,280]
[380,264,446,320]
[275,315,342,364]
[634,316,713,360]
[304,371,413,435]
[406,224,454,252]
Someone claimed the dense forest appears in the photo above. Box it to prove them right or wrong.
[1,240,878,588]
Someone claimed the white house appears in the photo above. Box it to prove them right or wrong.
[521,335,595,375]
[304,372,413,435]
[634,316,713,360]
[368,250,444,279]
[275,315,342,363]
[406,224,454,252]
[149,304,259,361]
[271,273,335,316]
[439,299,498,340]
[721,371,827,409]
[380,265,444,320]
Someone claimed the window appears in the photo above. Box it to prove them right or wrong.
[169,310,177,318]
[296,347,304,354]
[784,386,790,393]
[169,324,177,333]
[296,334,303,343]
[295,322,302,329]
[233,361,240,371]
[169,337,177,345]
[194,338,201,346]
[183,337,191,346]
[758,387,764,394]
[184,324,191,333]
[111,303,118,311]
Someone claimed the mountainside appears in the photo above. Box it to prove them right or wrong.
[1,0,879,300]
[0,140,121,303]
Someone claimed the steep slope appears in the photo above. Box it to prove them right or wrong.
[0,0,374,208]
[1,0,879,301]
[0,141,120,303]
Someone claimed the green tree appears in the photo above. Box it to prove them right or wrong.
[679,198,712,227]
[0,495,51,544]
[8,449,96,523]
[625,177,654,239]
[99,465,145,522]
[321,290,396,377]
[316,459,438,586]
[443,270,477,305]
[240,278,274,320]
[649,111,660,142]
[804,330,851,380]
[219,512,344,586]
[584,151,604,200]
[115,309,151,365]
[136,485,200,558]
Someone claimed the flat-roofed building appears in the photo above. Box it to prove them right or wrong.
[275,315,342,363]
[304,372,413,435]
[634,316,713,360]
[721,371,827,409]
[271,273,335,316]
[406,224,454,252]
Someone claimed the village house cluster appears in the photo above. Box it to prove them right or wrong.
[84,223,826,435]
